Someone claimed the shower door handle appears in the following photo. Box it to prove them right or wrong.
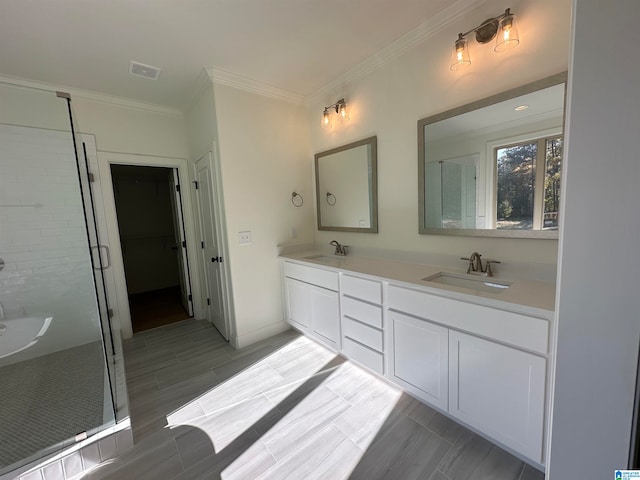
[92,245,111,270]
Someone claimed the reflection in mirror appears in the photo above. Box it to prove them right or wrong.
[418,73,566,238]
[315,136,378,232]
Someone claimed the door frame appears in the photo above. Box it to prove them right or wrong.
[96,151,203,339]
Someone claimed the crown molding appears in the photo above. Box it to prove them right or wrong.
[0,73,184,117]
[207,68,305,106]
[306,0,489,106]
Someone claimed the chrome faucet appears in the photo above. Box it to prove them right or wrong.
[460,252,501,277]
[330,240,348,256]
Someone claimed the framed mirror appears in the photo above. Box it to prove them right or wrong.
[315,136,378,233]
[418,72,567,238]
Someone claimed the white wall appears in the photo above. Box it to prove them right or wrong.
[213,83,314,347]
[548,0,640,476]
[308,0,571,266]
[71,99,188,159]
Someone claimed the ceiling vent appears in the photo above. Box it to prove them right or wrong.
[129,61,161,80]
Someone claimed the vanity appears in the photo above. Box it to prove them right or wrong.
[279,251,554,470]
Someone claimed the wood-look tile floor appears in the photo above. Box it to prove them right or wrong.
[85,319,545,480]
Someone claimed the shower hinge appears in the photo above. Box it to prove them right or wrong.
[201,241,205,249]
[176,184,181,192]
[192,181,199,190]
[88,172,95,183]
[207,298,211,306]
[56,91,71,99]
[182,241,186,248]
[108,308,114,318]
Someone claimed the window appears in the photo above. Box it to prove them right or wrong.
[495,135,562,230]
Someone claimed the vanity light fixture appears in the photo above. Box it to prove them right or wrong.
[450,8,519,71]
[321,98,349,128]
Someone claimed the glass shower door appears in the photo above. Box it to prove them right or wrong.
[0,82,116,476]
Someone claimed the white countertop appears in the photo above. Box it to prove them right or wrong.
[280,250,556,319]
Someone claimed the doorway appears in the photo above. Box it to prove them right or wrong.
[110,165,193,333]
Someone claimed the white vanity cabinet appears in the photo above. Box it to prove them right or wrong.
[283,262,340,349]
[340,274,384,374]
[449,330,546,464]
[387,311,448,410]
[280,256,552,468]
[387,283,548,465]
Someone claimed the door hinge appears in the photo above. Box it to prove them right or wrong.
[188,294,192,301]
[201,241,205,249]
[176,184,181,192]
[88,172,95,183]
[182,241,186,248]
[107,308,114,318]
[207,298,211,306]
[211,256,223,263]
[192,181,199,190]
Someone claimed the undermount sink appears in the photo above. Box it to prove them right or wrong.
[303,254,342,264]
[422,272,511,294]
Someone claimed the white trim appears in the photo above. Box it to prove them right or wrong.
[234,321,291,349]
[307,0,489,106]
[0,73,184,117]
[95,152,203,339]
[207,68,305,105]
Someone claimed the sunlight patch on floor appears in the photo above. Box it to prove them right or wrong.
[164,334,401,477]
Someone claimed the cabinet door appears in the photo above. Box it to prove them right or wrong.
[388,311,448,411]
[284,277,310,330]
[310,285,340,348]
[449,330,546,463]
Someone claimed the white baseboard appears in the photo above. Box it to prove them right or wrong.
[234,321,291,349]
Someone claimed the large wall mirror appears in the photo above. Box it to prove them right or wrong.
[418,73,567,239]
[315,136,378,233]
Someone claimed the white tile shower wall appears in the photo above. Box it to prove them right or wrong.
[0,124,102,365]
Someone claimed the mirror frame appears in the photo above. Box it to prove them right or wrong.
[418,72,567,239]
[315,135,378,233]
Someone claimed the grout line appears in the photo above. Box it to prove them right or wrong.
[435,467,454,480]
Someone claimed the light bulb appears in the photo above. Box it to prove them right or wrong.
[321,108,332,128]
[450,34,471,71]
[495,10,519,52]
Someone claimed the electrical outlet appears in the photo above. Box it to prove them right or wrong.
[238,231,252,245]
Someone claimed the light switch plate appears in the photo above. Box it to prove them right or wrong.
[238,231,252,245]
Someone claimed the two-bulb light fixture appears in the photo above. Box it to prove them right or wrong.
[450,8,520,71]
[321,98,349,128]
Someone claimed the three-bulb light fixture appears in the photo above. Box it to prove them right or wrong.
[450,8,519,71]
[321,98,349,128]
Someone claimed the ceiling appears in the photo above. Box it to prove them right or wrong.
[0,0,453,108]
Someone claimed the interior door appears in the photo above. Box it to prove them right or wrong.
[168,169,193,316]
[194,153,228,339]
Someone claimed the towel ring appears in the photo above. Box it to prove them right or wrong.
[326,192,336,206]
[291,192,303,207]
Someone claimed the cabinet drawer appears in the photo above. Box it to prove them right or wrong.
[388,285,549,354]
[341,274,382,304]
[342,317,383,352]
[283,261,338,291]
[342,337,384,375]
[341,296,383,329]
